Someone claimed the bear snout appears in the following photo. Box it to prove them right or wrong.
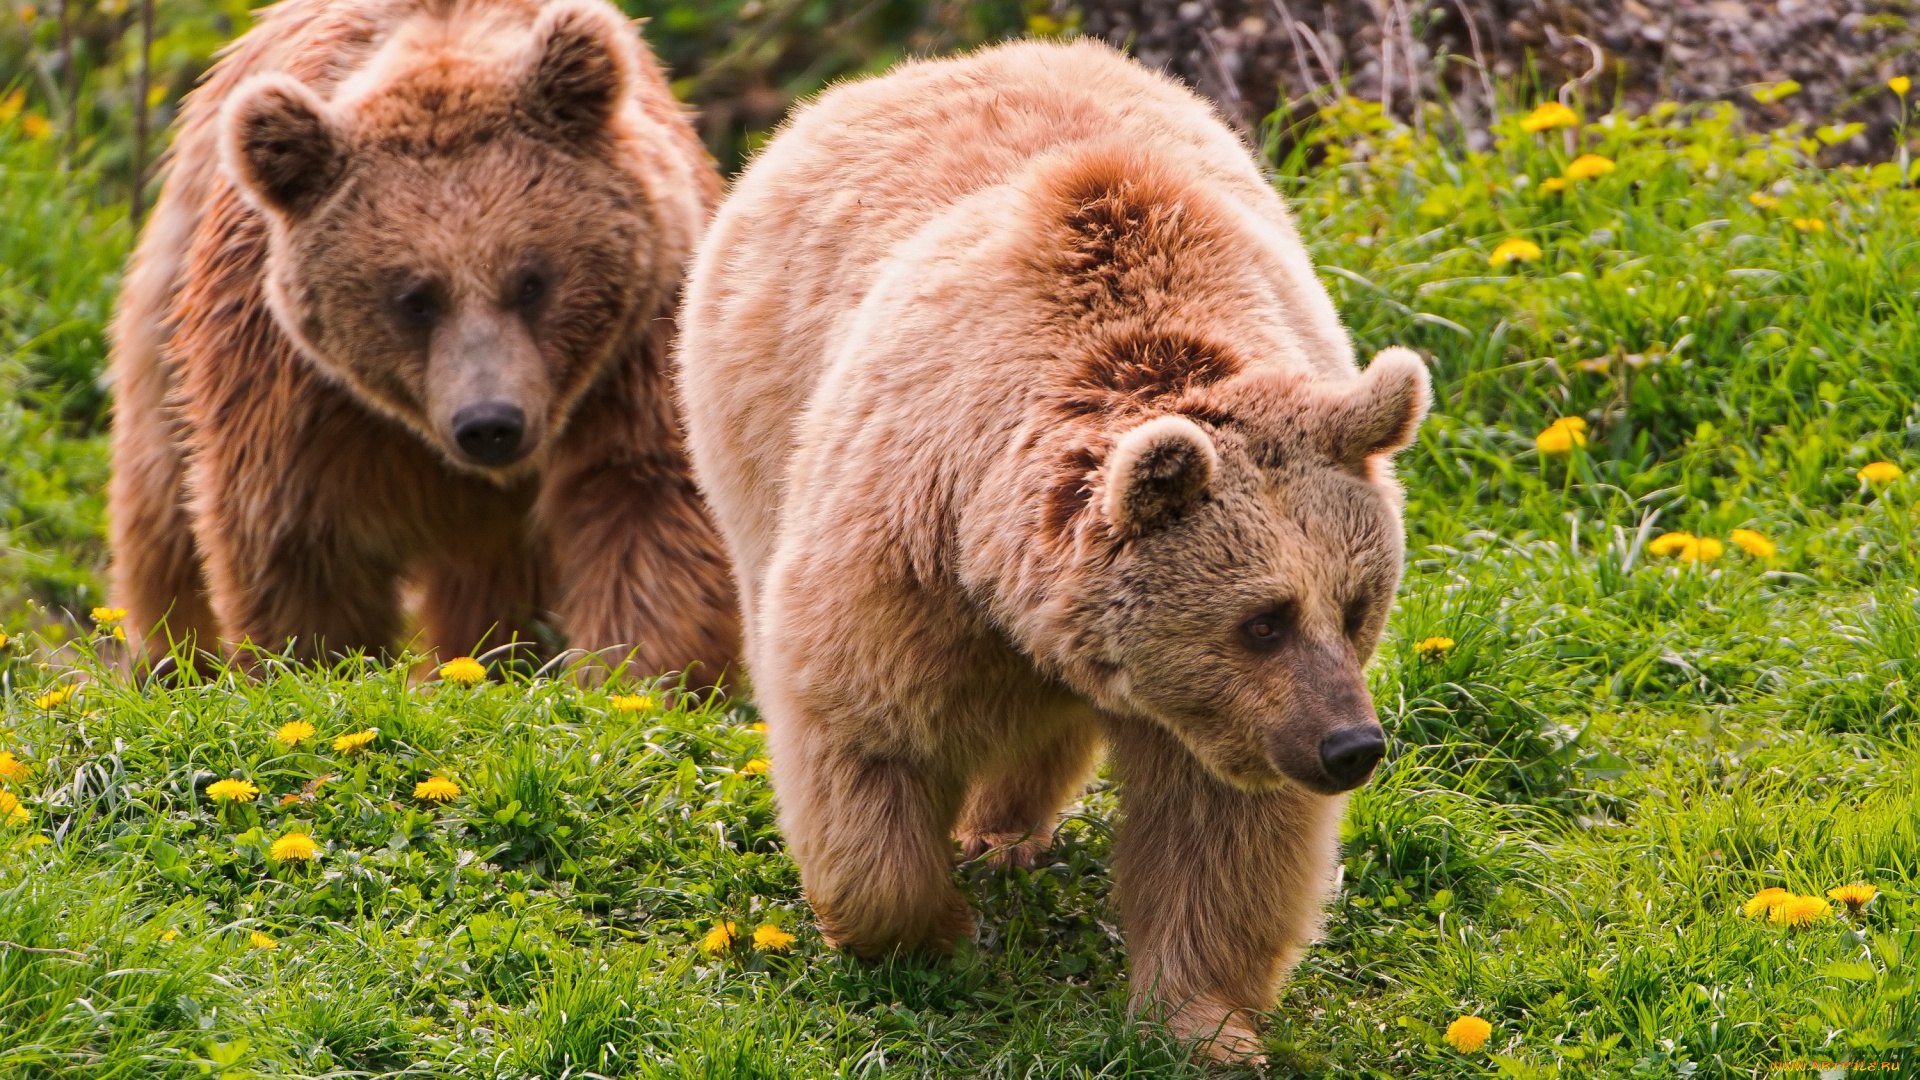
[452,401,529,466]
[1261,641,1387,793]
[1317,724,1386,791]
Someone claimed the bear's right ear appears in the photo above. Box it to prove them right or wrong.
[223,75,347,220]
[1104,415,1218,535]
[520,1,632,143]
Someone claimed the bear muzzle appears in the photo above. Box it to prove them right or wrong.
[1316,724,1386,791]
[1261,641,1388,794]
[452,401,529,466]
[427,305,551,471]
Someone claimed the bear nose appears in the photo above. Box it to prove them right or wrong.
[1318,726,1386,791]
[452,402,527,466]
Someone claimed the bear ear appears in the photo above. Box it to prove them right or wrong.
[520,1,631,142]
[1104,414,1218,534]
[223,74,348,219]
[1323,347,1431,468]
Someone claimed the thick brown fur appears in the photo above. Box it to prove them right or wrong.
[677,40,1428,1059]
[109,0,739,683]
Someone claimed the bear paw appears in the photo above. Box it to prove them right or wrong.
[957,829,1051,870]
[1165,998,1268,1064]
[812,889,976,958]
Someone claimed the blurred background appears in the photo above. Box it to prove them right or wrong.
[4,0,1917,189]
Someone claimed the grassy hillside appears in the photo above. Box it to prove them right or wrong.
[1,88,1917,1077]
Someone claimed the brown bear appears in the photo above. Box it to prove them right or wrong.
[676,39,1428,1059]
[107,0,739,682]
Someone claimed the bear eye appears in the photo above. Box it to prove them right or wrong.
[1238,603,1295,654]
[393,284,438,329]
[515,272,547,309]
[1343,599,1370,639]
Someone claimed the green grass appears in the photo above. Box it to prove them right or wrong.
[3,88,1920,1077]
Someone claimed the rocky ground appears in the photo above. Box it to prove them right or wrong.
[1074,0,1920,155]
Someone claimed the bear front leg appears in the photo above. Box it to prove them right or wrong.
[199,532,405,664]
[109,410,218,668]
[190,464,404,664]
[1104,713,1344,1061]
[771,710,974,956]
[542,462,740,687]
[956,715,1101,869]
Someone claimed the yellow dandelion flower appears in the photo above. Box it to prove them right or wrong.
[1564,154,1616,181]
[1891,76,1911,97]
[90,606,127,626]
[205,778,259,803]
[1647,532,1696,557]
[1444,1015,1493,1053]
[1414,636,1455,659]
[1538,176,1569,193]
[270,832,318,862]
[1791,218,1825,233]
[414,776,461,802]
[1748,192,1780,210]
[1743,887,1790,918]
[0,751,27,782]
[0,790,28,826]
[1519,101,1580,132]
[1827,883,1877,909]
[0,629,9,649]
[740,758,771,776]
[1534,416,1587,454]
[749,722,768,733]
[33,685,74,710]
[438,656,487,686]
[700,921,738,954]
[249,931,277,950]
[274,720,316,747]
[1769,895,1832,927]
[21,113,51,140]
[751,923,796,951]
[1682,537,1724,563]
[332,729,377,754]
[609,694,653,712]
[1489,237,1542,267]
[159,929,179,942]
[1860,461,1903,484]
[1728,529,1776,558]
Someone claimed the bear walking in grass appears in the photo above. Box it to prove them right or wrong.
[108,0,739,681]
[677,40,1428,1059]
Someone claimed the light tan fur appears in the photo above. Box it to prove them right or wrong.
[676,40,1427,1059]
[108,0,739,682]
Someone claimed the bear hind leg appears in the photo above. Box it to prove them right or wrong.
[956,718,1101,869]
[417,546,546,665]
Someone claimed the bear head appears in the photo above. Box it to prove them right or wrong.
[221,0,672,476]
[1051,346,1430,796]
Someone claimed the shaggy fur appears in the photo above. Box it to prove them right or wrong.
[677,39,1428,1058]
[109,0,739,682]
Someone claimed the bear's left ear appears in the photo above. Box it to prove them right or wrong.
[223,74,348,219]
[1104,414,1218,535]
[520,1,632,143]
[1322,347,1431,468]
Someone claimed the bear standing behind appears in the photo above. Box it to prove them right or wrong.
[108,0,739,681]
[677,40,1428,1058]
